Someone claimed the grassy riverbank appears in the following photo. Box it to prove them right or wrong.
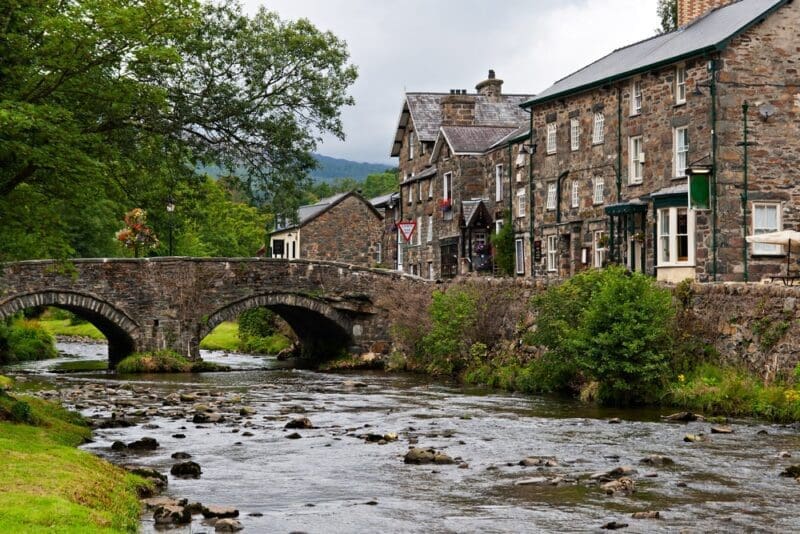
[0,377,150,532]
[38,318,105,340]
[200,320,292,354]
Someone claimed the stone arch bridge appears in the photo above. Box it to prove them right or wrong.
[0,258,428,367]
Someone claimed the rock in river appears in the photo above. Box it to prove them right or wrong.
[127,437,159,451]
[663,411,704,422]
[215,518,244,532]
[639,455,674,466]
[601,477,636,495]
[404,447,454,465]
[202,505,239,519]
[779,465,800,478]
[171,451,192,460]
[285,417,314,429]
[154,504,191,525]
[171,461,202,478]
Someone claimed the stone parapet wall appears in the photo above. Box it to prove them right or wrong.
[689,282,800,378]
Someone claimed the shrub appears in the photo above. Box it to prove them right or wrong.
[490,212,515,276]
[418,289,478,375]
[530,267,675,405]
[239,333,292,355]
[0,320,57,364]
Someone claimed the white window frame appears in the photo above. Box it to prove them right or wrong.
[629,136,643,184]
[546,122,557,154]
[592,112,605,144]
[417,181,423,202]
[495,219,503,234]
[408,184,413,204]
[409,131,415,160]
[570,118,580,151]
[427,215,433,243]
[428,178,434,199]
[676,65,687,104]
[546,235,558,272]
[674,127,688,178]
[495,164,504,202]
[546,182,557,211]
[593,231,606,268]
[443,172,452,201]
[517,188,526,218]
[427,261,433,280]
[515,238,525,274]
[571,180,579,208]
[593,178,604,205]
[631,79,642,115]
[752,202,782,255]
[375,243,382,265]
[416,216,422,245]
[656,206,695,267]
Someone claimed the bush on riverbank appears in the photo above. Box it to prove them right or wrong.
[0,392,150,531]
[116,350,228,373]
[0,319,58,365]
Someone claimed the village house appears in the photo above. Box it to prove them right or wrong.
[369,191,401,269]
[390,71,533,279]
[523,0,800,283]
[269,191,385,267]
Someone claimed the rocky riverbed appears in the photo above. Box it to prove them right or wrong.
[8,341,800,532]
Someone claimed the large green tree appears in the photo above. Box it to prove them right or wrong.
[657,0,678,34]
[0,0,357,260]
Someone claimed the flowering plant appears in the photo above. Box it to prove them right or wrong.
[474,242,489,254]
[115,208,159,257]
[438,198,452,211]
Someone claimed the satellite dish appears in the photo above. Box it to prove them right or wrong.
[758,103,776,121]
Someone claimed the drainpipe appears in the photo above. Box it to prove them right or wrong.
[741,101,750,283]
[710,59,719,282]
[555,170,570,224]
[614,86,623,262]
[528,109,535,280]
[508,142,515,278]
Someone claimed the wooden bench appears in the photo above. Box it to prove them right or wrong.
[769,275,800,286]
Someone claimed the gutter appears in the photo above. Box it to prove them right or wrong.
[711,58,719,281]
[528,109,535,280]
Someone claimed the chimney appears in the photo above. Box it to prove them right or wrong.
[441,89,475,126]
[475,69,504,98]
[678,0,733,27]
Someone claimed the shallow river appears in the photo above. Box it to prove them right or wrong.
[9,342,800,533]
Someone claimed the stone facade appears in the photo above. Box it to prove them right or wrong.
[525,0,800,284]
[270,192,385,269]
[0,259,428,364]
[391,72,532,279]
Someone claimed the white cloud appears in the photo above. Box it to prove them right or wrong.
[243,0,660,163]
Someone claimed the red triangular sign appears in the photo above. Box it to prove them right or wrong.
[397,221,416,242]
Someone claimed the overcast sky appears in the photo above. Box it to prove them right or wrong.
[244,1,661,165]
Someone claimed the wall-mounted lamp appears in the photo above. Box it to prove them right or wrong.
[521,142,537,155]
[693,80,712,96]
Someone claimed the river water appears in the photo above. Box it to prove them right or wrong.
[8,341,800,533]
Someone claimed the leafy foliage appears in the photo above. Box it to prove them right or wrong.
[0,320,57,365]
[418,289,479,375]
[531,267,675,405]
[490,212,515,276]
[657,0,678,33]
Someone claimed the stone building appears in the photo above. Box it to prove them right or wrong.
[369,191,401,269]
[522,0,800,283]
[390,71,532,278]
[269,191,385,267]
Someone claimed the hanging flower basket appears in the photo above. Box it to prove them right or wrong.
[438,198,452,212]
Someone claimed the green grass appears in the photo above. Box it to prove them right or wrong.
[0,393,150,532]
[53,360,109,373]
[115,350,228,374]
[668,363,800,422]
[200,321,292,355]
[0,375,12,390]
[200,321,240,351]
[37,319,105,340]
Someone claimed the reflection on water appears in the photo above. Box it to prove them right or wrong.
[6,341,800,533]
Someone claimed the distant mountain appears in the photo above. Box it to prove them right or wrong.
[310,154,393,183]
[198,154,393,183]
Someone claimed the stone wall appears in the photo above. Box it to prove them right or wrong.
[689,283,800,379]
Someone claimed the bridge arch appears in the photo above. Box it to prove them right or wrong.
[200,293,354,360]
[0,290,140,367]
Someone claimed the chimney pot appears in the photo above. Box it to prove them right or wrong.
[488,69,495,79]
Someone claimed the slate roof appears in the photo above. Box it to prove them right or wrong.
[524,0,786,106]
[462,199,491,227]
[275,191,382,232]
[391,93,533,156]
[441,126,521,154]
[370,192,399,208]
[489,125,531,150]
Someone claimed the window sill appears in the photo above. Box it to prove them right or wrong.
[751,253,786,258]
[592,141,604,146]
[546,152,556,156]
[671,175,688,181]
[630,112,641,118]
[657,262,695,268]
[674,101,686,108]
[628,181,643,187]
[593,202,604,206]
